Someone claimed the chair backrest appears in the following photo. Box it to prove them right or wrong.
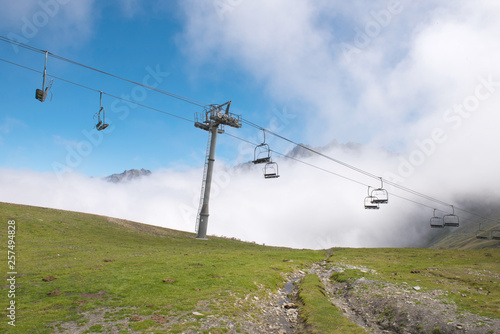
[430,217,444,228]
[364,196,379,209]
[443,214,459,227]
[371,188,388,204]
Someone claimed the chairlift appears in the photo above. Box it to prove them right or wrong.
[443,205,459,227]
[252,130,271,164]
[491,229,500,240]
[35,51,53,102]
[364,196,379,209]
[263,161,280,179]
[430,209,444,228]
[364,187,379,209]
[94,91,109,131]
[475,223,489,240]
[370,177,389,204]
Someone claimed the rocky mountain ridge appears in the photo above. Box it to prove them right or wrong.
[104,168,152,183]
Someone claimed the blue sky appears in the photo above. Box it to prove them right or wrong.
[0,1,292,176]
[1,1,499,247]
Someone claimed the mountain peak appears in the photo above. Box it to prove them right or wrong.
[105,168,152,183]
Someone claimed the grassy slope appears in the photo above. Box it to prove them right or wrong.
[0,202,498,333]
[0,202,325,333]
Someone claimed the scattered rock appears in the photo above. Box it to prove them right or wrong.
[410,270,420,274]
[42,276,57,282]
[103,259,115,262]
[47,290,61,296]
[282,302,297,309]
[413,286,421,291]
[192,311,204,316]
[162,279,175,283]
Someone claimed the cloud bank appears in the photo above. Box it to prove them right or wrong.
[1,1,499,249]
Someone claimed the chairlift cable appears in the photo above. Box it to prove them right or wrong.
[47,52,207,108]
[0,35,207,108]
[0,54,486,220]
[0,39,495,221]
[0,57,195,124]
[2,54,494,226]
[239,118,460,210]
[0,36,44,54]
[223,132,471,216]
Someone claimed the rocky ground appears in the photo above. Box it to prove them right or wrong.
[310,261,500,334]
[51,262,499,333]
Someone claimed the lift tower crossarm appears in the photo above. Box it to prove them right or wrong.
[194,101,241,239]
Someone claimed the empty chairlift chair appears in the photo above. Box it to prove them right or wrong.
[491,229,500,240]
[252,130,271,164]
[94,91,109,131]
[430,209,444,228]
[263,161,280,179]
[371,178,389,204]
[35,51,53,102]
[364,187,379,209]
[253,143,271,164]
[443,205,459,227]
[475,223,490,240]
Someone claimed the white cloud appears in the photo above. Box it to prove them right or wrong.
[0,141,453,249]
[179,0,500,148]
[1,0,96,51]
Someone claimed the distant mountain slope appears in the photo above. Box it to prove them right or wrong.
[427,222,500,250]
[426,204,500,249]
[104,168,152,183]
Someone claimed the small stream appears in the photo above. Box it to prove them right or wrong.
[275,275,304,333]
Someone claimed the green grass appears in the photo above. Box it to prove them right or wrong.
[0,202,324,333]
[326,248,500,318]
[330,269,366,283]
[0,202,498,333]
[298,274,365,333]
